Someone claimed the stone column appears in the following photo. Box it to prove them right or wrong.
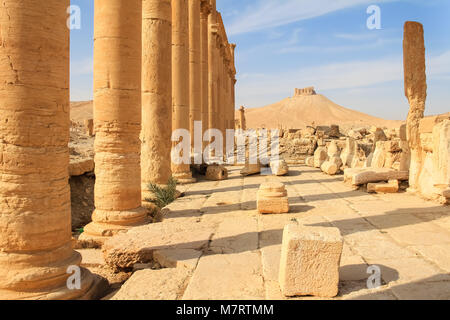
[403,21,427,191]
[208,13,219,159]
[81,0,148,243]
[200,1,211,152]
[218,42,225,145]
[172,0,196,183]
[141,0,173,205]
[189,0,202,155]
[0,0,99,299]
[230,44,237,130]
[239,106,247,131]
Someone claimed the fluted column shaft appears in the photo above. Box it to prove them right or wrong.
[141,0,173,202]
[189,0,202,153]
[172,0,195,182]
[200,1,210,151]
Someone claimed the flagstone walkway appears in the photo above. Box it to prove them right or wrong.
[83,166,450,300]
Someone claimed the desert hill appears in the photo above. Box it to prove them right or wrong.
[71,101,93,123]
[238,88,404,131]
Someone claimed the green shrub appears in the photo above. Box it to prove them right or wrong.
[145,177,178,208]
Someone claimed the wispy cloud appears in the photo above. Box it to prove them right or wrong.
[236,50,450,106]
[228,0,397,35]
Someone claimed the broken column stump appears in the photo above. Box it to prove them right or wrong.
[279,223,343,298]
[257,182,289,214]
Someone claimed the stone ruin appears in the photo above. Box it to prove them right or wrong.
[0,0,237,300]
[0,0,448,302]
[294,86,317,96]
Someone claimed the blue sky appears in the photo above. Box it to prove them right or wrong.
[70,0,450,120]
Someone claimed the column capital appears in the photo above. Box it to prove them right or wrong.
[201,0,212,16]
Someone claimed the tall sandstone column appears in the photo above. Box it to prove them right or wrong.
[141,0,173,204]
[189,0,202,155]
[403,21,427,191]
[208,8,219,159]
[0,0,99,299]
[172,0,196,182]
[200,1,211,151]
[81,0,148,243]
[230,44,237,130]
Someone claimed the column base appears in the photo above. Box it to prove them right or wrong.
[172,172,197,184]
[78,207,150,247]
[0,264,107,300]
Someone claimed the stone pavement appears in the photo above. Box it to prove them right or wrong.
[100,165,450,300]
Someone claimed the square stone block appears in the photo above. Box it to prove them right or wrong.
[279,223,343,297]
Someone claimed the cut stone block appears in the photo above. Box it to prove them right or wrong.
[205,164,228,181]
[270,159,289,176]
[153,249,202,270]
[344,168,409,186]
[367,180,399,193]
[110,268,191,300]
[69,159,94,176]
[279,223,343,298]
[240,163,261,176]
[257,182,289,214]
[102,222,212,271]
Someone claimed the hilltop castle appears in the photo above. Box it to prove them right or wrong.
[294,87,316,96]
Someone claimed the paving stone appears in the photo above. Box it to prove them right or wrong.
[365,257,447,284]
[110,268,192,300]
[153,249,202,270]
[409,244,450,272]
[183,252,265,300]
[390,279,450,300]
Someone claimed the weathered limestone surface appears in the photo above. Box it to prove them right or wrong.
[240,162,261,176]
[344,168,409,186]
[80,0,148,243]
[257,183,289,214]
[154,249,202,270]
[0,0,100,299]
[188,0,202,152]
[102,221,213,270]
[172,0,195,183]
[305,156,314,167]
[207,3,218,144]
[238,106,246,130]
[367,180,399,194]
[314,147,328,168]
[101,166,450,300]
[279,223,343,298]
[321,158,341,176]
[111,268,192,300]
[69,159,95,177]
[84,119,95,136]
[141,0,173,203]
[404,21,427,191]
[200,0,211,150]
[205,164,228,181]
[270,159,289,176]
